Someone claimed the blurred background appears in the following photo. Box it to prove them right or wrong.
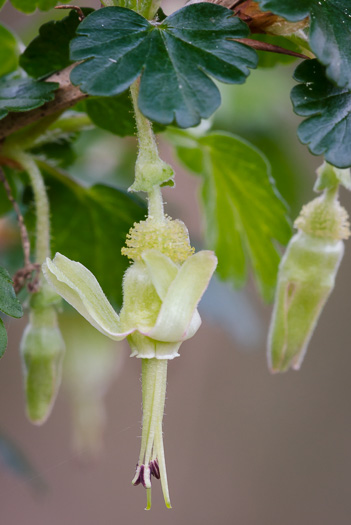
[1,1,351,524]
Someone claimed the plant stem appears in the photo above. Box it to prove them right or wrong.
[130,80,162,172]
[148,185,164,221]
[6,149,50,264]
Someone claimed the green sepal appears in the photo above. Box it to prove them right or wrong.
[314,162,351,193]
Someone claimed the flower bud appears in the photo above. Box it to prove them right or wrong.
[20,284,65,424]
[268,188,350,372]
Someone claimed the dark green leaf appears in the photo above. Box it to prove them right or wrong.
[309,0,351,90]
[257,0,311,21]
[291,59,351,168]
[35,163,146,306]
[260,0,351,89]
[0,318,7,358]
[174,131,291,300]
[0,0,6,9]
[0,266,23,318]
[20,9,94,78]
[0,75,58,120]
[70,4,258,128]
[0,24,20,76]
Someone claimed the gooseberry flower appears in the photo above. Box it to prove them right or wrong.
[267,166,350,373]
[42,215,217,509]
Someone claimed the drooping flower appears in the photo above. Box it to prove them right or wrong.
[43,215,217,508]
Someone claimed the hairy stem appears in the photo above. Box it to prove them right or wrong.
[5,149,50,264]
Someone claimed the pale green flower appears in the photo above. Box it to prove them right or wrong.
[43,246,217,508]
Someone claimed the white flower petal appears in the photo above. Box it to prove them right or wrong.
[43,253,132,341]
[146,251,217,342]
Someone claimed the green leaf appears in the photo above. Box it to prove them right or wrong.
[10,0,59,14]
[309,0,351,90]
[20,9,94,79]
[0,0,6,9]
[174,131,291,301]
[34,163,146,306]
[70,4,258,128]
[257,0,311,21]
[0,266,23,318]
[0,75,58,120]
[0,24,20,76]
[0,318,8,358]
[30,138,78,168]
[80,92,164,136]
[259,0,351,89]
[291,59,351,169]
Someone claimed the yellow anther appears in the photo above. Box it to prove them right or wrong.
[122,216,195,264]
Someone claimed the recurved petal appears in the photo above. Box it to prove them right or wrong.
[146,250,217,343]
[43,253,132,341]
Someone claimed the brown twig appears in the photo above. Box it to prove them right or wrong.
[55,4,85,21]
[233,38,309,59]
[0,166,41,293]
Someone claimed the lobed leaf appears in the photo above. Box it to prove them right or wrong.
[291,59,351,169]
[174,131,291,301]
[0,75,58,120]
[70,4,258,128]
[259,0,351,89]
[309,0,351,90]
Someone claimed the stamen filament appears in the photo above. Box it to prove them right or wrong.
[133,357,170,509]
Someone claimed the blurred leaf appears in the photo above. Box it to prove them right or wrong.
[0,266,23,319]
[70,4,257,128]
[257,0,311,21]
[0,0,6,9]
[174,131,291,300]
[0,319,7,358]
[0,75,58,120]
[291,59,351,168]
[0,24,20,76]
[0,431,46,491]
[82,93,136,137]
[34,163,146,306]
[30,138,78,168]
[81,92,165,137]
[20,8,94,78]
[10,0,61,14]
